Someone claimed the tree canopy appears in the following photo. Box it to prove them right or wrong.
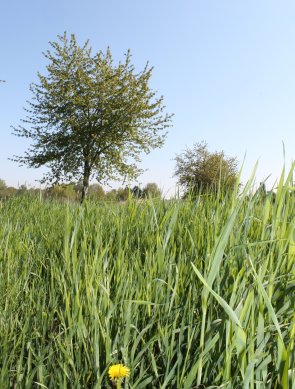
[131,182,161,199]
[174,141,238,197]
[142,182,161,198]
[0,179,162,202]
[12,33,173,201]
[0,179,7,191]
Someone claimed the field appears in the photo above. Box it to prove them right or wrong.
[0,171,294,388]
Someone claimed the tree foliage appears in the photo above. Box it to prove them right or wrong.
[0,179,162,202]
[0,179,7,191]
[131,182,161,199]
[174,141,238,197]
[12,33,172,201]
[142,182,161,198]
[87,184,105,201]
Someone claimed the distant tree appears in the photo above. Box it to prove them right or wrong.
[0,179,7,191]
[131,185,143,199]
[16,184,28,196]
[6,187,17,197]
[46,184,77,201]
[0,187,17,200]
[143,182,161,198]
[116,187,130,202]
[0,179,8,199]
[12,33,173,202]
[174,141,238,197]
[88,184,105,201]
[105,189,118,202]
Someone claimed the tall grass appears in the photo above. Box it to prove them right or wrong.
[0,169,294,388]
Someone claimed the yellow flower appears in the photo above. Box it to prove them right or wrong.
[108,364,130,381]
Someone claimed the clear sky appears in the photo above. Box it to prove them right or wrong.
[1,0,295,195]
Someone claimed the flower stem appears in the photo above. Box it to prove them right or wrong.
[116,381,122,389]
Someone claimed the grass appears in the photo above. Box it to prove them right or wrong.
[0,169,294,388]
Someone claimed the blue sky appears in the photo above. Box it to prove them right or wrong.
[1,0,295,195]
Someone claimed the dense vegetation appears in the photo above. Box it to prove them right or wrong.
[174,141,238,197]
[0,181,161,202]
[0,169,294,388]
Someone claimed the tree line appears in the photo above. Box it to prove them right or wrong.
[0,179,162,202]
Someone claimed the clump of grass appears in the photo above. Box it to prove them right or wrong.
[0,168,294,388]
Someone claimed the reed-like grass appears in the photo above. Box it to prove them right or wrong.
[0,169,294,388]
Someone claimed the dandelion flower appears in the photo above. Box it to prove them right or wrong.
[108,364,130,381]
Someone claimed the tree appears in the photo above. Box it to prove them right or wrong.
[105,189,118,202]
[0,179,7,191]
[88,184,105,201]
[131,185,143,199]
[116,187,130,202]
[0,179,7,199]
[12,33,173,202]
[143,182,161,198]
[46,184,77,201]
[130,183,161,199]
[174,141,238,197]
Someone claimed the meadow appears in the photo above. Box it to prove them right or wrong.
[0,169,294,388]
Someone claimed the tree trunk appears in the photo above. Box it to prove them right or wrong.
[81,160,90,203]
